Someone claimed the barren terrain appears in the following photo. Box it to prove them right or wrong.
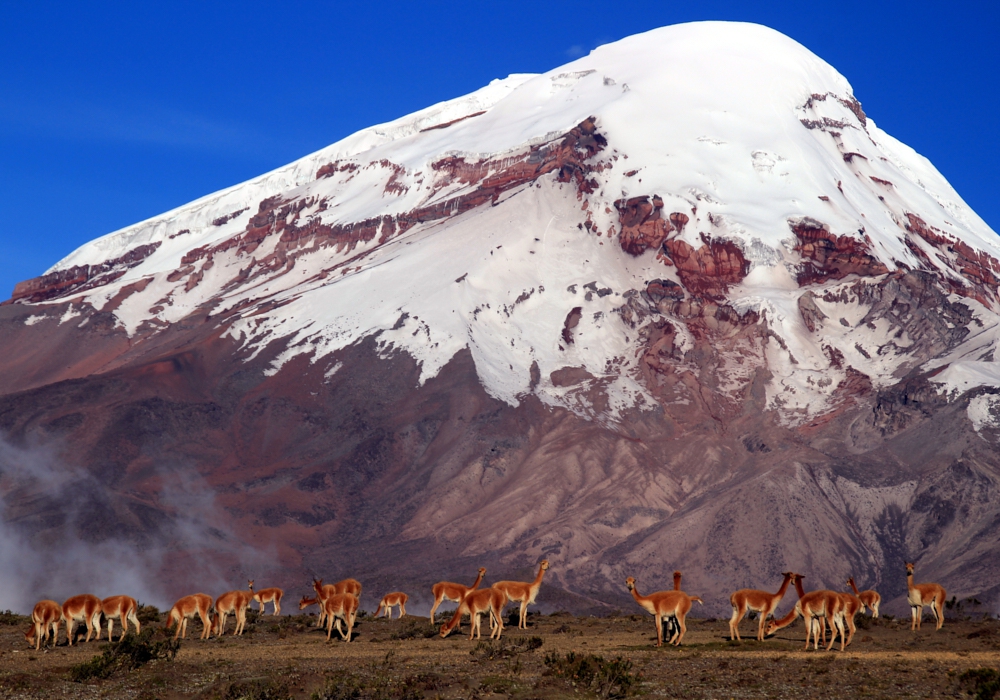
[1,608,998,699]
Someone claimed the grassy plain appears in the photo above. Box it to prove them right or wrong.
[1,608,998,699]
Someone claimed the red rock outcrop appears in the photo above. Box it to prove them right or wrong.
[904,213,1000,306]
[615,195,692,256]
[7,242,162,305]
[661,234,750,300]
[791,217,888,285]
[315,160,359,179]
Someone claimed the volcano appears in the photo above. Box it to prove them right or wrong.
[2,22,999,616]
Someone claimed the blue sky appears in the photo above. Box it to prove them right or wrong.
[1,1,997,298]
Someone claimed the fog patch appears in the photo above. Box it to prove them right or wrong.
[0,435,272,614]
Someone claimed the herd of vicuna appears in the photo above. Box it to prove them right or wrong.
[25,560,946,651]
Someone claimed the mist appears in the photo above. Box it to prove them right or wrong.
[0,434,272,614]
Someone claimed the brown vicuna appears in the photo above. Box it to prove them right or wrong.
[62,594,102,645]
[164,594,213,641]
[25,600,62,650]
[99,595,140,641]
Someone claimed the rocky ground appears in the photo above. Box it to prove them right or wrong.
[0,608,998,699]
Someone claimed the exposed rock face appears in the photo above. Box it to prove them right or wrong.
[661,235,751,300]
[8,243,161,304]
[2,23,1000,616]
[615,195,683,256]
[791,218,889,285]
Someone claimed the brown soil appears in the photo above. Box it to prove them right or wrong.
[1,610,998,699]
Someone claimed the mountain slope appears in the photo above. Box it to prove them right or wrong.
[2,21,999,615]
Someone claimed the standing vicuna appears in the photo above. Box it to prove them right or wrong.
[491,560,550,629]
[728,572,796,641]
[25,600,62,650]
[213,588,255,636]
[847,577,881,618]
[62,594,103,645]
[625,576,703,646]
[249,579,284,616]
[905,562,946,630]
[165,594,213,641]
[375,592,408,619]
[98,595,141,641]
[429,567,486,626]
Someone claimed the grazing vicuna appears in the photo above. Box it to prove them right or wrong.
[165,594,213,641]
[213,588,255,636]
[847,577,881,618]
[836,592,866,647]
[312,578,362,631]
[62,594,102,645]
[375,592,408,619]
[25,600,62,650]
[765,587,846,651]
[99,595,141,641]
[439,588,508,640]
[322,593,359,642]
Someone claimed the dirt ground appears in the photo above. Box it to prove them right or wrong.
[1,607,998,699]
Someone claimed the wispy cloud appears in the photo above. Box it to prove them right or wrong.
[0,93,280,158]
[565,35,618,59]
[0,434,273,613]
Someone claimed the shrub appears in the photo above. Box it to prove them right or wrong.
[389,619,436,640]
[310,669,422,700]
[69,629,179,682]
[471,635,543,661]
[544,651,636,699]
[479,675,514,694]
[959,668,1000,700]
[136,604,161,626]
[0,610,28,626]
[224,679,293,700]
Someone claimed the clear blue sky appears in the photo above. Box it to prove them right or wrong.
[1,1,997,298]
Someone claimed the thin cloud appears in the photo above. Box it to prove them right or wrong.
[0,434,274,613]
[0,93,280,158]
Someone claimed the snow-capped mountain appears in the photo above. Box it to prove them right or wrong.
[2,22,999,615]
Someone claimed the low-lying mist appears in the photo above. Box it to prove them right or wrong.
[0,434,273,614]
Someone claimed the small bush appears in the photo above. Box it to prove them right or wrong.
[389,619,436,640]
[136,604,161,626]
[544,651,636,699]
[959,668,1000,700]
[471,635,543,661]
[480,675,514,693]
[0,610,27,626]
[69,629,179,682]
[310,669,422,700]
[225,679,293,700]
